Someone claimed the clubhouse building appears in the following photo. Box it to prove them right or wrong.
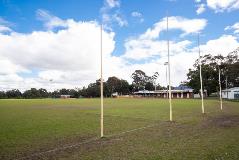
[134,89,194,98]
[222,87,239,100]
[133,85,206,99]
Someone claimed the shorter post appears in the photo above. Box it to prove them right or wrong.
[219,67,222,110]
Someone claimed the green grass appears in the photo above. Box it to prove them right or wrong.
[0,98,239,159]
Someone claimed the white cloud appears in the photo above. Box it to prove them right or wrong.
[121,35,239,86]
[100,0,127,28]
[196,4,206,14]
[1,10,238,91]
[0,25,12,32]
[225,22,239,34]
[123,39,191,60]
[0,74,24,90]
[1,30,238,90]
[112,13,128,27]
[118,49,200,87]
[36,9,69,30]
[207,0,239,12]
[0,16,129,90]
[106,0,120,8]
[120,15,200,85]
[140,16,207,39]
[131,11,142,17]
[121,13,238,86]
[0,17,12,26]
[195,0,201,3]
[0,17,12,33]
[0,58,29,79]
[131,11,144,23]
[0,21,116,70]
[200,35,239,56]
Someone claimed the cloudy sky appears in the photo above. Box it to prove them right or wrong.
[0,0,239,91]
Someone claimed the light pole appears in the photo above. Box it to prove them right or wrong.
[154,72,159,92]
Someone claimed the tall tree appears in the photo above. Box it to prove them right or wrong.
[0,91,6,99]
[187,49,239,96]
[148,72,159,91]
[6,89,22,98]
[145,82,155,90]
[131,70,148,91]
[39,88,49,98]
[23,88,41,98]
[118,79,130,95]
[106,76,121,96]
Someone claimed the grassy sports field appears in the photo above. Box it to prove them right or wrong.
[0,98,239,160]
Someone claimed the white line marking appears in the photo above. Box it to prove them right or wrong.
[17,123,160,160]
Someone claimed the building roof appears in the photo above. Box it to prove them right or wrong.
[174,85,193,90]
[134,89,193,94]
[222,87,239,92]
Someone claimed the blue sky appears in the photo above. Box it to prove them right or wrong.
[0,0,238,90]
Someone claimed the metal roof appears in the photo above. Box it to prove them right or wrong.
[134,89,193,94]
[222,87,239,92]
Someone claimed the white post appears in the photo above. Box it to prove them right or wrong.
[226,76,228,99]
[164,62,168,98]
[219,67,222,110]
[166,64,168,98]
[167,15,173,122]
[100,24,104,138]
[198,34,205,114]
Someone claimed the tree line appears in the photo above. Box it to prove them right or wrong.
[187,48,239,95]
[0,71,159,99]
[0,49,238,99]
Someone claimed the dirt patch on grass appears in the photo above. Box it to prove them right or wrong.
[204,115,239,128]
[25,135,126,160]
[11,134,97,160]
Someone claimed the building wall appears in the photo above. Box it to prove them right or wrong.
[235,92,239,99]
[222,90,239,99]
[222,91,229,99]
[134,92,194,98]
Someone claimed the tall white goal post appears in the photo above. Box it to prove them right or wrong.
[198,34,205,114]
[100,24,104,138]
[167,15,173,122]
